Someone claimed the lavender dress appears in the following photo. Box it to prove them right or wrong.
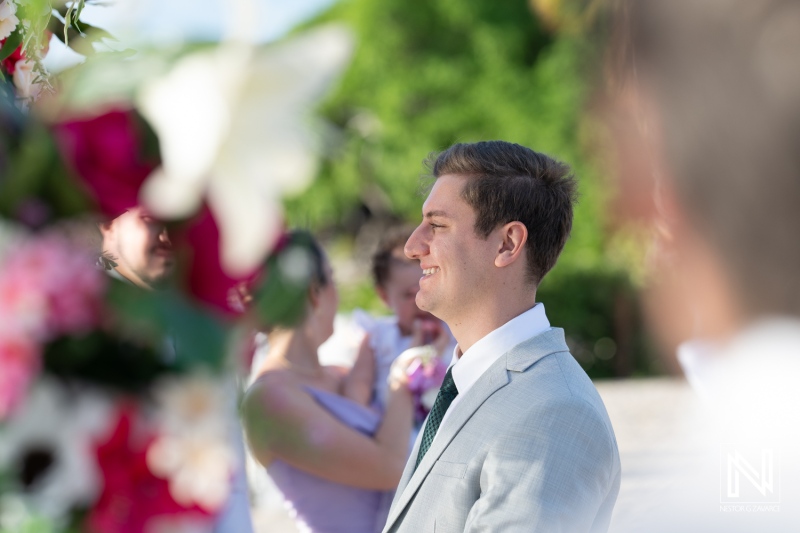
[266,386,395,533]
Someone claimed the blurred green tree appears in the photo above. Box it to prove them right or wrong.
[288,0,662,377]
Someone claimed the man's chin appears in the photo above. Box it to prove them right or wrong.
[141,268,174,289]
[415,296,443,321]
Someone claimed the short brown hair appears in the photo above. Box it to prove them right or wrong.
[371,226,416,287]
[427,141,577,285]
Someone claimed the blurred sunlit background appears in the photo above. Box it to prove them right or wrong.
[38,0,662,380]
[1,0,703,531]
[63,0,660,379]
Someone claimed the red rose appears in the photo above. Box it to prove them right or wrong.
[54,109,157,219]
[1,31,51,75]
[1,42,23,74]
[87,406,212,533]
[177,207,261,316]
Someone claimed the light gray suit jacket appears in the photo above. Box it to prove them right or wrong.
[382,328,621,533]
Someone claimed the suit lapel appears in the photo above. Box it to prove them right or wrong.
[383,328,570,532]
[384,357,510,530]
[392,424,423,501]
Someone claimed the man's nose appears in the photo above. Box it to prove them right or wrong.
[158,227,171,244]
[404,224,426,260]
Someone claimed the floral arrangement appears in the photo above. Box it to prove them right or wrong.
[0,2,352,532]
[403,345,449,424]
[0,0,111,104]
[0,224,238,532]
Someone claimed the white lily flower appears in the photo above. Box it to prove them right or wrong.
[0,0,18,41]
[0,378,115,523]
[147,374,236,512]
[137,25,353,275]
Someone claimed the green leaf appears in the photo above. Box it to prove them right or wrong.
[64,0,78,44]
[0,29,22,62]
[47,16,116,56]
[155,288,229,371]
[105,281,229,372]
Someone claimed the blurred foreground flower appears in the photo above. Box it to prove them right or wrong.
[0,231,105,418]
[147,375,235,512]
[137,25,353,275]
[0,1,19,42]
[89,407,214,533]
[0,379,114,525]
[0,335,39,420]
[55,109,156,219]
[12,58,42,99]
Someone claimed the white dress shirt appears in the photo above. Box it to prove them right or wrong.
[613,318,800,532]
[431,303,551,443]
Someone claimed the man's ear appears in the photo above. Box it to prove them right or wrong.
[495,221,527,269]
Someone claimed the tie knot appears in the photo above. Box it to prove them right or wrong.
[440,367,458,396]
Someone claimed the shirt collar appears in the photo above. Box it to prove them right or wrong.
[449,303,550,397]
[106,267,134,285]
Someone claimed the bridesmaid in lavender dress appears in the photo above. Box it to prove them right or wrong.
[241,232,416,533]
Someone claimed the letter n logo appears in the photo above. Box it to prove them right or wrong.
[720,446,780,503]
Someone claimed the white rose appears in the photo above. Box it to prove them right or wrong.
[12,59,42,100]
[0,0,19,41]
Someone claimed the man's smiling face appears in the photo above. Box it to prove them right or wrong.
[404,174,498,325]
[101,206,174,289]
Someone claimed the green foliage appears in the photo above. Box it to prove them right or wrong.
[538,268,663,378]
[43,331,172,392]
[0,116,93,221]
[337,277,389,316]
[105,281,229,372]
[252,232,322,329]
[42,280,232,391]
[0,29,22,61]
[289,0,656,376]
[290,0,601,232]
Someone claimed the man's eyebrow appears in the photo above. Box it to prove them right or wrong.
[423,210,450,219]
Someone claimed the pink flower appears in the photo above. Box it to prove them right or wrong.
[406,353,448,424]
[0,335,41,420]
[54,110,157,219]
[12,58,43,100]
[0,264,48,339]
[0,234,106,344]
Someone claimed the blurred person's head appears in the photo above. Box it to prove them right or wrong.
[405,141,577,330]
[608,0,800,350]
[265,231,338,349]
[99,206,174,290]
[371,226,440,337]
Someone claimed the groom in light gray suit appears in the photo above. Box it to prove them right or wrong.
[384,141,620,533]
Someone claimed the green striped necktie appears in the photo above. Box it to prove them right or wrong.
[415,366,458,469]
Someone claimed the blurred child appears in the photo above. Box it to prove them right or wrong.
[343,227,455,409]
